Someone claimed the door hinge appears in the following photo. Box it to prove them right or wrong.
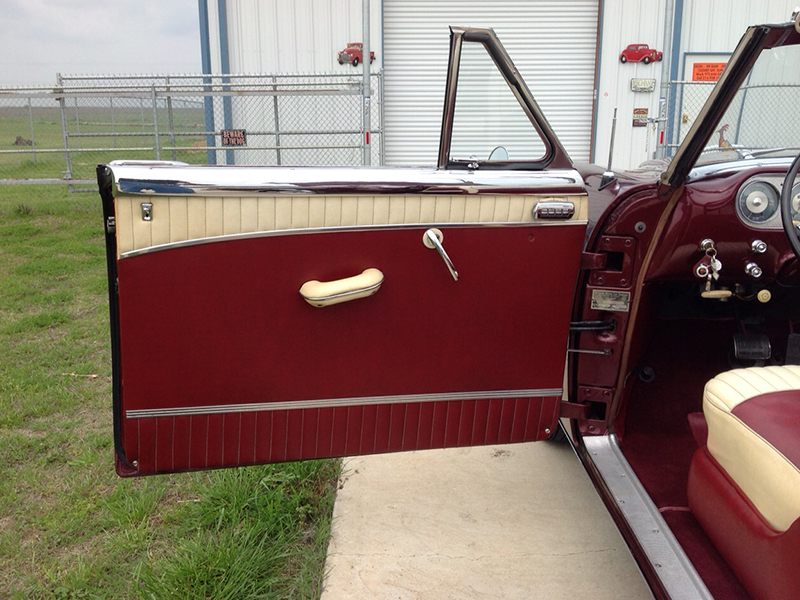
[569,318,617,333]
[580,252,608,270]
[559,401,590,420]
[106,216,116,234]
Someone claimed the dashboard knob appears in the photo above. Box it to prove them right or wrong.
[745,262,763,278]
[750,239,768,254]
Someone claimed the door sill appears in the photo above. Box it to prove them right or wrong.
[579,434,714,600]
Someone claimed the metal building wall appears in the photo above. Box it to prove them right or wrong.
[593,0,798,171]
[204,0,799,171]
[382,0,600,167]
[593,0,669,171]
[680,0,797,57]
[206,0,382,74]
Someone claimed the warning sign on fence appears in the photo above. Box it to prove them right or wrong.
[692,63,726,82]
[221,129,247,146]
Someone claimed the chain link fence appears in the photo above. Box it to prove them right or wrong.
[0,72,384,183]
[665,80,800,156]
[664,80,717,154]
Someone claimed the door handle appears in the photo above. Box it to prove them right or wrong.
[423,228,459,281]
[299,268,384,307]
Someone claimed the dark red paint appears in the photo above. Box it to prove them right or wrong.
[116,224,583,474]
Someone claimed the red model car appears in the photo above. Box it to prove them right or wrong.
[99,15,800,600]
[337,42,375,66]
[620,43,663,64]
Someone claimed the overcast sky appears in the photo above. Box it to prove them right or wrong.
[0,0,201,87]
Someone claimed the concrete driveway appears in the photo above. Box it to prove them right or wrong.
[320,438,651,599]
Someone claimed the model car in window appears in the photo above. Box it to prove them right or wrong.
[99,15,800,600]
[337,42,375,66]
[620,43,663,63]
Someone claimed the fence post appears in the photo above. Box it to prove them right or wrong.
[56,73,73,180]
[73,97,81,149]
[273,75,282,166]
[166,76,177,161]
[151,86,161,161]
[110,97,116,148]
[27,98,37,164]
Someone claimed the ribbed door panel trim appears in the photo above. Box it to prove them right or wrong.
[126,395,563,474]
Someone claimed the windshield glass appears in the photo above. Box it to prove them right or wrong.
[696,43,800,166]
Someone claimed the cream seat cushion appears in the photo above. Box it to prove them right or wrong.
[703,365,800,532]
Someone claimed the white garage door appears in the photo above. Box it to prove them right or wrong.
[383,0,599,166]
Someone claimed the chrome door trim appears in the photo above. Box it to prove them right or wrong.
[125,387,563,419]
[106,162,586,196]
[118,219,588,259]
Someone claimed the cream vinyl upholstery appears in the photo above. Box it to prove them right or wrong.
[114,193,588,256]
[703,365,800,531]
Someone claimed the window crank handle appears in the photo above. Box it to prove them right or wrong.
[423,228,459,282]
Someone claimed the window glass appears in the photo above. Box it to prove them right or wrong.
[450,42,547,164]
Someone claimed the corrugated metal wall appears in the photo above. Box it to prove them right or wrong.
[205,0,799,170]
[592,0,669,171]
[207,0,382,73]
[382,0,600,166]
[680,0,797,57]
[592,0,798,171]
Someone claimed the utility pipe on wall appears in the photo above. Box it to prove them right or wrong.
[217,0,234,165]
[198,0,216,165]
[362,0,371,166]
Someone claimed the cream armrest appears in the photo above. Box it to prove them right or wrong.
[299,268,384,307]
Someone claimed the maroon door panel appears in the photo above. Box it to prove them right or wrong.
[114,223,583,475]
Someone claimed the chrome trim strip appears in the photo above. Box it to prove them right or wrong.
[583,435,714,600]
[107,162,586,196]
[125,387,562,419]
[118,220,588,259]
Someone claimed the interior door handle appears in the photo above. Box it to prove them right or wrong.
[299,268,384,307]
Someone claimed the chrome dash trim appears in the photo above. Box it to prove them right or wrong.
[583,435,714,600]
[125,387,562,419]
[118,220,588,259]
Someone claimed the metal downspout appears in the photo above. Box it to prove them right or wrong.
[666,0,685,157]
[362,0,371,166]
[198,0,216,165]
[656,0,675,160]
[218,0,234,165]
[589,0,605,164]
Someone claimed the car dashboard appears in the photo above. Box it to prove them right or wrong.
[645,160,800,288]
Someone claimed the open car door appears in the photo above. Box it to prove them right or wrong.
[99,27,589,476]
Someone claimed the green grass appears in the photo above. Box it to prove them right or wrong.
[1,107,208,180]
[0,185,339,599]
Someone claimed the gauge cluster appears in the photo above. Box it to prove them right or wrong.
[736,174,800,228]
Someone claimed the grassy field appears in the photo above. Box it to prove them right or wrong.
[0,184,339,598]
[0,106,207,180]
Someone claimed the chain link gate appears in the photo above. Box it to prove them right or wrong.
[0,72,384,184]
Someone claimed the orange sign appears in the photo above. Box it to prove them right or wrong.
[692,63,726,82]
